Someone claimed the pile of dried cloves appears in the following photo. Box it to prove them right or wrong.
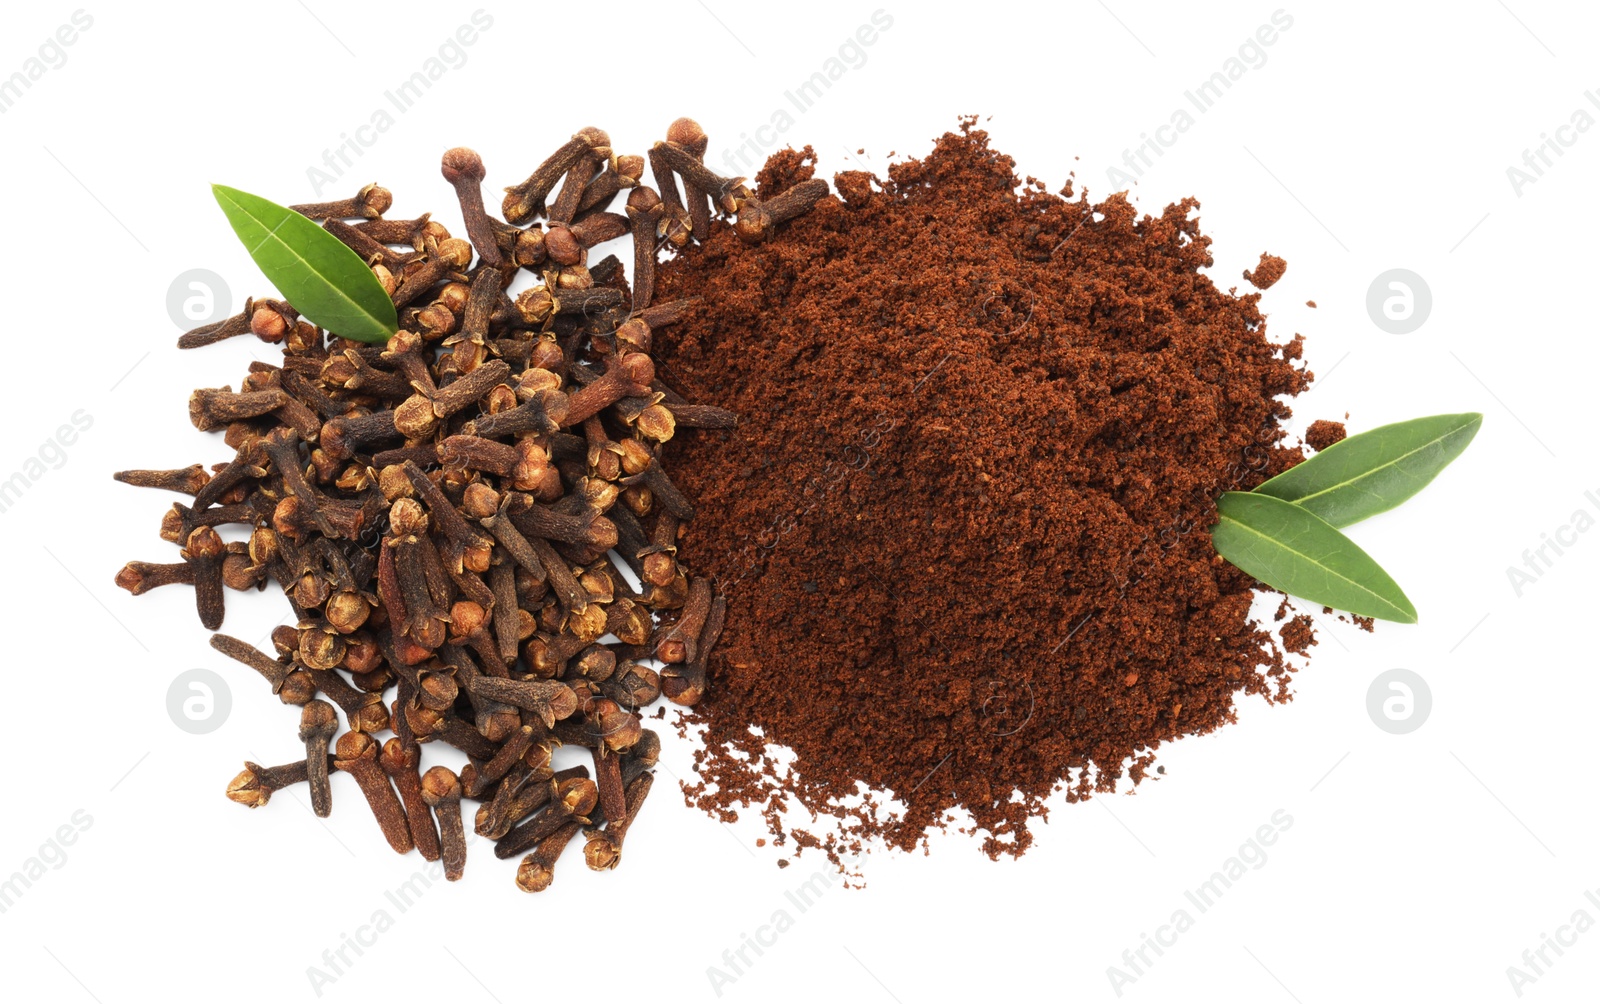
[113,120,824,891]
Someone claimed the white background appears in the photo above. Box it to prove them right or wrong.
[0,2,1594,1002]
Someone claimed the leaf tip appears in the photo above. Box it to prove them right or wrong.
[1389,591,1419,624]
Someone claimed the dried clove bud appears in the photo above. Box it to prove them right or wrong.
[515,820,583,893]
[335,731,414,855]
[495,775,598,860]
[379,738,441,862]
[465,676,579,730]
[440,147,503,269]
[225,755,333,808]
[292,183,392,220]
[210,633,315,705]
[298,700,339,817]
[503,128,608,225]
[421,766,467,881]
[661,594,725,706]
[584,771,653,870]
[735,178,830,243]
[114,465,211,495]
[181,527,228,630]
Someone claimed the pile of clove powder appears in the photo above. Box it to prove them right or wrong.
[114,120,826,891]
[654,122,1315,864]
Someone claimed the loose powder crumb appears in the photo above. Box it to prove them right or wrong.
[1325,608,1376,633]
[1244,252,1287,289]
[1305,419,1347,451]
[655,121,1315,864]
[1280,615,1316,654]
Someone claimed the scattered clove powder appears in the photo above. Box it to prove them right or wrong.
[1243,252,1288,289]
[1305,419,1347,451]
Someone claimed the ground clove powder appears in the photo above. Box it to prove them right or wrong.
[654,121,1314,862]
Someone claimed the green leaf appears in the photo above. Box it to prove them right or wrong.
[1252,413,1482,527]
[1211,492,1418,623]
[211,184,397,343]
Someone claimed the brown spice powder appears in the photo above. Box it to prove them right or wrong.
[654,121,1314,863]
[1305,419,1348,451]
[1280,614,1316,655]
[1244,252,1288,289]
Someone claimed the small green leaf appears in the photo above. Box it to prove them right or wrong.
[211,184,397,343]
[1253,413,1482,527]
[1211,492,1417,623]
